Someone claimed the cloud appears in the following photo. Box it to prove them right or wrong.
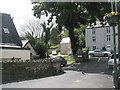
[0,0,36,34]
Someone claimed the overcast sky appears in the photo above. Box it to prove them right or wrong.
[0,0,48,36]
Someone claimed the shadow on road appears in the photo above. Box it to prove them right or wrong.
[63,57,113,75]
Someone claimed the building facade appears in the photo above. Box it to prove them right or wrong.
[22,40,39,59]
[60,37,71,54]
[85,25,118,53]
[0,13,30,61]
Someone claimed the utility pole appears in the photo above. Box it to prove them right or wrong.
[110,0,119,88]
[117,1,120,88]
[117,2,120,62]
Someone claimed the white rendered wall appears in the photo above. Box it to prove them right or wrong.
[1,49,30,60]
[24,43,37,56]
[86,26,118,52]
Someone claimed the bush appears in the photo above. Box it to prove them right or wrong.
[34,41,47,58]
[102,46,106,51]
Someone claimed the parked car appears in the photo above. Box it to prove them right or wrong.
[108,53,119,68]
[48,56,67,67]
[68,51,72,56]
[89,49,111,57]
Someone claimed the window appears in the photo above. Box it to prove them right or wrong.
[107,35,110,41]
[95,50,101,52]
[3,28,10,34]
[106,27,110,33]
[92,28,95,34]
[92,36,96,42]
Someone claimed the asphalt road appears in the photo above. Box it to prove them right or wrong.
[2,57,114,88]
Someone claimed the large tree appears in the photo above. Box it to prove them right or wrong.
[32,2,110,55]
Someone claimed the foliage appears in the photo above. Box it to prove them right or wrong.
[63,55,75,63]
[60,29,69,38]
[49,44,60,49]
[33,2,110,56]
[50,26,61,45]
[24,31,38,47]
[102,46,106,51]
[21,21,53,58]
[41,22,53,46]
[74,25,86,48]
[34,41,47,58]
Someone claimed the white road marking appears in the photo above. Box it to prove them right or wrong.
[98,58,100,62]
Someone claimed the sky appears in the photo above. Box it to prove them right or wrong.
[0,0,47,36]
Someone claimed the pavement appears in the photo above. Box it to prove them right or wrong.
[1,57,115,88]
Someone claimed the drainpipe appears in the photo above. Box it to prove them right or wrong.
[117,1,120,88]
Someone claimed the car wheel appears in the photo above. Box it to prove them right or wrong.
[91,54,95,57]
[108,66,110,69]
[108,66,113,69]
[104,54,108,57]
[63,64,66,67]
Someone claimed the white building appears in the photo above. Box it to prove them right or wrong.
[1,44,30,61]
[60,37,71,54]
[85,22,118,53]
[22,40,39,59]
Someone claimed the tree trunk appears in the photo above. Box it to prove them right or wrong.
[66,14,79,56]
[68,26,78,56]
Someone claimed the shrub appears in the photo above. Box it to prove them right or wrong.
[34,41,47,58]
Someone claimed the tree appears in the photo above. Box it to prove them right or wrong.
[21,20,48,58]
[34,41,47,58]
[21,19,42,38]
[41,22,53,46]
[24,31,38,47]
[50,26,61,45]
[74,25,87,48]
[33,2,110,55]
[60,28,69,38]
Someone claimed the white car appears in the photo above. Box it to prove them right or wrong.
[108,53,119,68]
[89,49,111,57]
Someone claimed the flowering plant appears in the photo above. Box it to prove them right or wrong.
[105,12,119,17]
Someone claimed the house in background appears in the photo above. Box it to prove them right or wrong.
[60,37,71,54]
[85,21,118,52]
[21,40,39,59]
[0,13,30,61]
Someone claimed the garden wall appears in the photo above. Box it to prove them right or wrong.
[2,59,62,84]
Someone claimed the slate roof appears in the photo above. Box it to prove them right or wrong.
[86,21,110,29]
[60,37,70,44]
[0,13,22,46]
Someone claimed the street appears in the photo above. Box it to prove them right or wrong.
[2,57,114,88]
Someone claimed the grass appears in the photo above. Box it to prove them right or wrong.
[63,55,75,63]
[49,44,60,49]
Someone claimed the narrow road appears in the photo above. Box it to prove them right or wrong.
[2,57,114,88]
